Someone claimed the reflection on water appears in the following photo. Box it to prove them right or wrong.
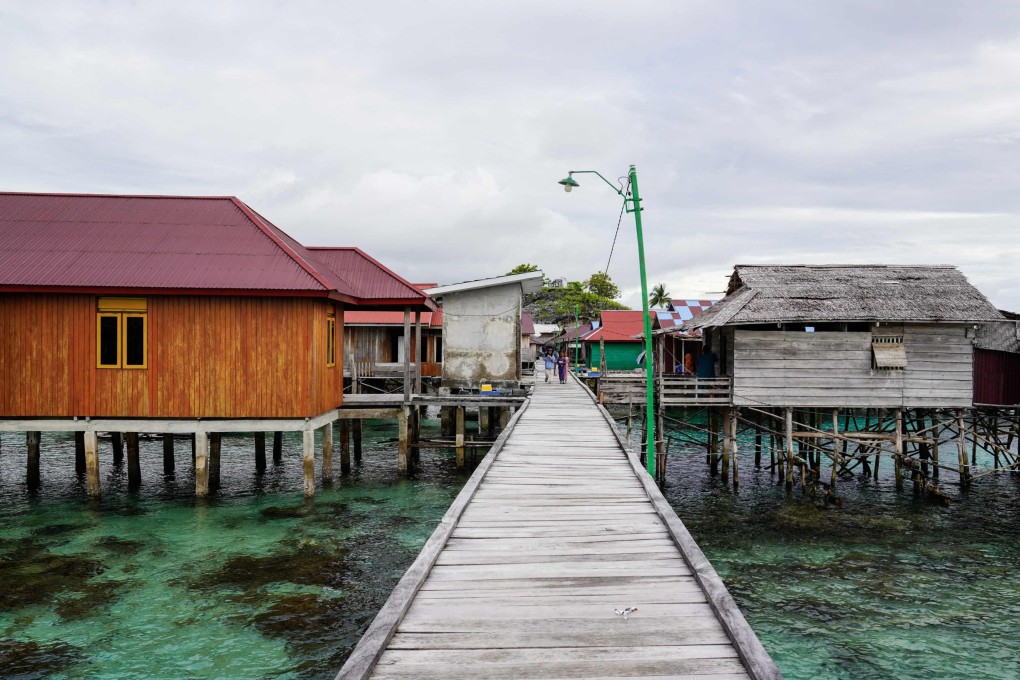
[653,409,1020,680]
[0,416,468,679]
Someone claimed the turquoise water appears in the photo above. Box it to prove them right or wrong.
[653,410,1020,680]
[4,407,1020,679]
[0,416,469,679]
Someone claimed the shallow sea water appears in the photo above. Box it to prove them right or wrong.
[4,406,1020,679]
[654,410,1020,680]
[0,415,467,680]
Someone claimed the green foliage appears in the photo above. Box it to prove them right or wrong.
[522,268,628,327]
[505,263,540,275]
[649,283,671,308]
[584,271,620,300]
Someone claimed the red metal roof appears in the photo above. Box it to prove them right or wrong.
[344,311,438,325]
[306,247,430,309]
[583,310,653,342]
[521,312,535,336]
[0,192,428,309]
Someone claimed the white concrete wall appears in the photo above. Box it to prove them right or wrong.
[441,285,522,388]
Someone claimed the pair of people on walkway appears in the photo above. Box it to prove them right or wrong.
[543,349,568,384]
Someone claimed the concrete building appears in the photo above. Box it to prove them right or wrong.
[424,272,544,390]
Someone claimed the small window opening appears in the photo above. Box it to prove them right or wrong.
[872,335,906,370]
[326,313,336,367]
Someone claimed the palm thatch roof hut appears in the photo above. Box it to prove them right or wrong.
[685,264,1004,408]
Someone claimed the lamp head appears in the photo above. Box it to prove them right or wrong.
[558,175,580,193]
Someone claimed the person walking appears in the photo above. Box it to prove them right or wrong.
[543,349,556,383]
[557,352,568,384]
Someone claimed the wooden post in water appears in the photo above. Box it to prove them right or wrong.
[455,406,466,470]
[322,422,334,484]
[894,409,904,491]
[194,432,209,498]
[26,431,41,490]
[353,419,363,463]
[480,407,491,436]
[957,409,969,486]
[340,420,351,474]
[272,431,283,465]
[84,430,100,498]
[874,408,883,480]
[398,407,410,473]
[721,408,731,482]
[126,433,141,490]
[499,407,510,432]
[162,434,175,473]
[784,407,794,492]
[830,410,839,495]
[208,433,220,491]
[626,398,633,440]
[75,431,85,475]
[655,404,666,485]
[754,411,762,469]
[731,407,739,490]
[441,407,453,437]
[932,424,940,482]
[111,433,124,465]
[302,429,315,498]
[254,432,267,473]
[191,433,196,466]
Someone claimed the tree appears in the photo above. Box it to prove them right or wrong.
[506,263,540,275]
[584,271,621,300]
[649,283,671,308]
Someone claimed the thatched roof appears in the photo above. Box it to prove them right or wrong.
[687,264,1004,329]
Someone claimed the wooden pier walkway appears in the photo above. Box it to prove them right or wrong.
[338,375,781,679]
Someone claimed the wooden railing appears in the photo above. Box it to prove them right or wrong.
[598,374,732,406]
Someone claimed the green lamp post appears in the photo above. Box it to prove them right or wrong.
[558,165,656,478]
[574,303,580,373]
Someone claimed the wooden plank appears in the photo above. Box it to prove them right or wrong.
[371,656,748,678]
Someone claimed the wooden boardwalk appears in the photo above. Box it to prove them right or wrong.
[338,375,781,679]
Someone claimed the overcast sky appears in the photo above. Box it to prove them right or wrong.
[3,1,1019,310]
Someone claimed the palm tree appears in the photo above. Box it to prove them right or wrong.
[649,283,671,309]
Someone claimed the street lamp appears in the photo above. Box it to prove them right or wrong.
[558,165,656,478]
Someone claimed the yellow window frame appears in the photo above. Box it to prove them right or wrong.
[326,314,337,367]
[96,309,148,369]
[122,313,148,369]
[97,313,122,368]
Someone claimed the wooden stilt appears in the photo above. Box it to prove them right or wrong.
[398,407,410,473]
[499,407,510,432]
[191,433,196,466]
[194,432,209,498]
[874,409,883,480]
[480,407,491,436]
[655,404,666,485]
[75,431,85,475]
[894,408,904,491]
[784,407,794,492]
[208,433,220,491]
[126,433,141,490]
[302,429,315,498]
[455,406,466,470]
[721,408,731,482]
[731,408,739,490]
[754,412,762,469]
[322,422,334,484]
[84,430,100,498]
[441,407,454,437]
[957,409,969,486]
[353,419,363,463]
[273,431,283,464]
[932,425,940,482]
[254,432,266,473]
[162,434,175,473]
[111,432,124,465]
[26,431,41,490]
[830,410,839,495]
[340,420,351,474]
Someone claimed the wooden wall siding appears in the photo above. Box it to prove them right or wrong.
[0,294,92,416]
[732,325,974,408]
[0,293,342,419]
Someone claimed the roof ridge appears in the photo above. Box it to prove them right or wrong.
[230,198,334,293]
[0,191,239,200]
[310,246,427,298]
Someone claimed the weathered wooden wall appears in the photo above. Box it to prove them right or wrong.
[441,286,521,388]
[731,324,973,408]
[0,293,343,418]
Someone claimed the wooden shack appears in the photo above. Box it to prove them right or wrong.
[0,192,430,498]
[424,272,544,390]
[688,264,1004,408]
[583,310,653,371]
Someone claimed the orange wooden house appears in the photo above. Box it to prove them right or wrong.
[0,192,431,497]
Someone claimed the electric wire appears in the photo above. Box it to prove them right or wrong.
[603,177,631,277]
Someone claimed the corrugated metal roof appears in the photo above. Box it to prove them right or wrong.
[656,301,716,328]
[521,312,536,336]
[0,193,328,292]
[307,248,429,307]
[344,311,437,326]
[0,193,429,309]
[583,310,652,343]
[689,264,1004,329]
